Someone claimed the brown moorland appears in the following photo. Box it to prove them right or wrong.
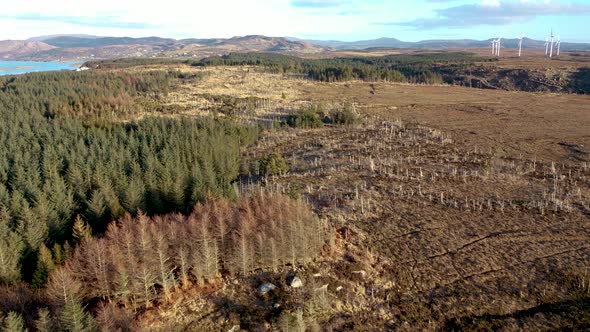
[113,55,590,330]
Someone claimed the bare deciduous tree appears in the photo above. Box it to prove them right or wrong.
[58,193,325,310]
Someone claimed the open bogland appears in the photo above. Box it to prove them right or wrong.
[0,52,589,331]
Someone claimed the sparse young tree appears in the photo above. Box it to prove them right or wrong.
[177,246,191,289]
[72,215,92,244]
[74,239,112,300]
[259,150,289,177]
[46,267,95,332]
[268,236,280,273]
[134,265,156,308]
[114,271,132,308]
[151,223,174,301]
[34,308,52,332]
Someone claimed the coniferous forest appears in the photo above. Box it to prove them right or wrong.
[0,69,327,330]
[85,52,489,85]
[191,52,492,84]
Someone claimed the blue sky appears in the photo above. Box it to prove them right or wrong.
[1,0,589,42]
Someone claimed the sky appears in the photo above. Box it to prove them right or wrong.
[1,0,589,42]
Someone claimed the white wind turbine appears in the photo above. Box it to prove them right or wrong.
[545,37,549,56]
[556,36,561,56]
[518,34,524,57]
[496,38,502,56]
[549,29,555,58]
[491,39,496,55]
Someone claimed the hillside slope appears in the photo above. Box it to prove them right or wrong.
[0,40,55,59]
[2,35,327,61]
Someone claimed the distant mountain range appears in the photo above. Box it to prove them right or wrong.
[0,35,589,62]
[27,34,102,42]
[294,37,590,51]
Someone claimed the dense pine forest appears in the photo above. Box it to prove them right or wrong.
[192,52,491,84]
[0,69,260,281]
[0,69,209,122]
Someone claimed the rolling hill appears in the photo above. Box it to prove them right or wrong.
[41,36,177,48]
[1,35,327,61]
[27,34,102,42]
[0,40,56,59]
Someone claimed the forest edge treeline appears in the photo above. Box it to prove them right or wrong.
[84,52,590,93]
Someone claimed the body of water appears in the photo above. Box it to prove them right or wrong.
[0,61,79,76]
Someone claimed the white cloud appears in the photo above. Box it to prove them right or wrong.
[0,0,302,39]
[0,0,388,40]
[379,0,590,29]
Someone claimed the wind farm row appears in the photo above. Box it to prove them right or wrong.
[491,30,562,58]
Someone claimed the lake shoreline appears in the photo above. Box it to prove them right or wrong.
[0,60,79,76]
[0,66,35,72]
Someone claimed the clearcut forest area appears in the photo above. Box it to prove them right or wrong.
[0,51,589,331]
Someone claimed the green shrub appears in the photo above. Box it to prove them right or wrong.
[260,150,289,176]
[331,102,361,126]
[285,105,324,129]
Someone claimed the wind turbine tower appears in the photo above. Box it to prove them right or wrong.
[557,36,561,56]
[518,35,523,57]
[496,38,501,56]
[549,29,555,58]
[545,38,549,56]
[491,39,496,55]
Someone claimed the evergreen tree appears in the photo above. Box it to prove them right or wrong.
[2,312,27,332]
[0,212,24,284]
[18,205,48,251]
[115,271,131,307]
[120,175,145,214]
[60,298,96,332]
[34,308,52,332]
[32,244,55,288]
[46,268,95,332]
[86,189,107,224]
[71,215,92,244]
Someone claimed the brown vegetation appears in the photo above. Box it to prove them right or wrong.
[62,193,326,308]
